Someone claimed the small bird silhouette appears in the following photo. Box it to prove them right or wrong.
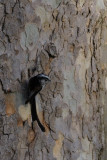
[25,74,50,132]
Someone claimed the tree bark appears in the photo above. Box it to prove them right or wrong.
[0,0,106,160]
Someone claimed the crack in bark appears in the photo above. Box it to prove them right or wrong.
[0,79,7,93]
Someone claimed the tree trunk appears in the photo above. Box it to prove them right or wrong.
[0,0,106,160]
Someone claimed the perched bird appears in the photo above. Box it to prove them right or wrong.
[25,74,50,132]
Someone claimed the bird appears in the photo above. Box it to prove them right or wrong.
[25,74,50,132]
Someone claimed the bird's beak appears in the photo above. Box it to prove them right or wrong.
[48,77,51,81]
[43,75,51,81]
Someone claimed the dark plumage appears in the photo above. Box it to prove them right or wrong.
[25,74,50,132]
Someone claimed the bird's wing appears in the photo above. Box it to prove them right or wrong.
[28,76,38,91]
[25,86,42,104]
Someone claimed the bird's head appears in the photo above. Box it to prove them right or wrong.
[37,74,51,88]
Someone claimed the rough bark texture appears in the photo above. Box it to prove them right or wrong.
[0,0,107,160]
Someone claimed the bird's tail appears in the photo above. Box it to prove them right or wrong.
[31,98,45,132]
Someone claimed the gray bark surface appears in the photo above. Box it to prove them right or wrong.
[0,0,107,160]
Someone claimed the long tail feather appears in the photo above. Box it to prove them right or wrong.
[30,98,45,132]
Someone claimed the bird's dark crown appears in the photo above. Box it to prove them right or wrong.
[37,74,50,81]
